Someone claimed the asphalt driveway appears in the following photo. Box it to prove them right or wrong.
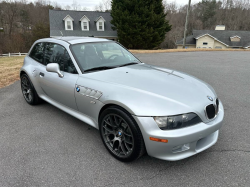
[0,51,249,187]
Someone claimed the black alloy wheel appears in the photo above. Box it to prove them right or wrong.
[99,106,145,162]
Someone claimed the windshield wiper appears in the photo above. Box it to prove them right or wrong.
[84,66,116,73]
[117,62,139,67]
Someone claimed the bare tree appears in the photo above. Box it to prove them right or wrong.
[94,0,111,12]
[64,5,71,10]
[79,6,89,11]
[71,0,79,10]
[103,0,111,11]
[3,0,19,37]
[94,2,104,12]
[52,1,61,10]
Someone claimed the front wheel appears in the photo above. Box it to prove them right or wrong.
[99,106,145,162]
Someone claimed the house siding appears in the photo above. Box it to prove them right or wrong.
[213,41,227,49]
[196,36,214,48]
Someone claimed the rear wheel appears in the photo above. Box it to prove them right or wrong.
[99,106,145,162]
[21,74,41,105]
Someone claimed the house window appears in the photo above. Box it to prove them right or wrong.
[67,21,71,30]
[99,22,103,30]
[230,36,241,42]
[83,22,87,30]
[203,42,208,45]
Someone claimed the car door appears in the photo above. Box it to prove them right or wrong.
[37,42,79,110]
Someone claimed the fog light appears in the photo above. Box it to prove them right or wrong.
[172,143,190,153]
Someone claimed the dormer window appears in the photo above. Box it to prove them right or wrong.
[95,16,105,31]
[67,21,72,30]
[230,36,241,42]
[63,15,74,30]
[99,22,103,30]
[83,22,87,30]
[80,15,90,31]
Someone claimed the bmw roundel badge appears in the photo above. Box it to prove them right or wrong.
[76,87,80,92]
[207,96,213,101]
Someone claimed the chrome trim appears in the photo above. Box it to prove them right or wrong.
[76,85,102,100]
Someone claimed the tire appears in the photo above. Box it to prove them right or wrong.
[99,106,145,162]
[20,74,41,105]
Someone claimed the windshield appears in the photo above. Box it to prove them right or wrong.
[70,42,140,72]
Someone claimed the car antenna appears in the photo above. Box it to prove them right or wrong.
[60,31,63,39]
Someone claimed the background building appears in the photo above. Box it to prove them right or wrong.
[49,10,117,40]
[176,26,250,49]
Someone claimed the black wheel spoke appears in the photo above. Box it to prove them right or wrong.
[114,116,122,127]
[104,132,113,136]
[103,123,114,134]
[124,141,131,151]
[109,116,118,129]
[124,139,133,145]
[104,119,111,126]
[120,143,127,155]
[123,132,132,137]
[22,85,28,89]
[21,80,28,89]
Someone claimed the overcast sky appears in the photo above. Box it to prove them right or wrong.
[42,0,201,10]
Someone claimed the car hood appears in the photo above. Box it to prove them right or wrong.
[78,64,217,122]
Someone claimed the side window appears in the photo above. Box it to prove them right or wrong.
[44,43,77,74]
[64,50,78,74]
[29,43,45,64]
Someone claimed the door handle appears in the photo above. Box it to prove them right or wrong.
[39,72,45,77]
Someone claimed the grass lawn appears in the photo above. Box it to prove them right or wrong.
[0,56,24,88]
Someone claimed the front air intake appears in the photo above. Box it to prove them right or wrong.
[206,104,216,119]
[205,98,219,120]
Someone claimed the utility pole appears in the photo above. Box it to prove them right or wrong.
[183,0,192,49]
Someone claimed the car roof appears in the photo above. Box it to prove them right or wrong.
[37,37,112,45]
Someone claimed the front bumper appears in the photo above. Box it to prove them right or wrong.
[133,101,224,161]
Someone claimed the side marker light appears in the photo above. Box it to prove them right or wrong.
[150,137,168,143]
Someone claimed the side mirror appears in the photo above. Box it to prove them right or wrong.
[46,63,64,78]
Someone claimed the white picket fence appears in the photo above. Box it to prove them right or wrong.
[0,52,28,57]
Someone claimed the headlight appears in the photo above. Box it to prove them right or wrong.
[153,113,202,130]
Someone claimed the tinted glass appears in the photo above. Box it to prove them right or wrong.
[44,43,77,74]
[29,43,45,64]
[71,42,139,71]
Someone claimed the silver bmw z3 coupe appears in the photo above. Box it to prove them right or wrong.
[20,37,224,162]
